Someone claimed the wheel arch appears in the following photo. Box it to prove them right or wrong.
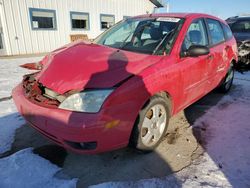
[231,58,237,65]
[128,90,173,149]
[137,90,174,120]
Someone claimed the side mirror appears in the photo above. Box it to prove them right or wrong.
[186,45,210,57]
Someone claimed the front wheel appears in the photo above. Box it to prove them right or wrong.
[130,95,170,152]
[218,64,234,93]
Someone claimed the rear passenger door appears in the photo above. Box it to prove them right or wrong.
[205,18,227,90]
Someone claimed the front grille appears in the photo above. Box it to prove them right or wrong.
[23,73,60,108]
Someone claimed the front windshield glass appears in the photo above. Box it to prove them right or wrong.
[94,17,184,55]
[230,20,250,33]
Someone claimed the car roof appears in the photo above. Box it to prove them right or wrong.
[227,16,250,21]
[233,17,250,21]
[133,13,226,24]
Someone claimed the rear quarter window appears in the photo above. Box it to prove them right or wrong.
[206,18,225,45]
[222,23,234,40]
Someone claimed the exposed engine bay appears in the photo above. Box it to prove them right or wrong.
[22,73,66,108]
[237,40,250,70]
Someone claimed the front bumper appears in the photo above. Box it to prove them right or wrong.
[12,84,129,154]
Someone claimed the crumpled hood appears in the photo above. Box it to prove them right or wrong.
[37,42,162,94]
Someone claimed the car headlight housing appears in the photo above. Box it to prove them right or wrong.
[58,89,114,113]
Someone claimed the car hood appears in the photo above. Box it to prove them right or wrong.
[233,32,250,42]
[36,42,162,94]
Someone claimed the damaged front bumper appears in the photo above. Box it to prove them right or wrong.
[12,78,130,154]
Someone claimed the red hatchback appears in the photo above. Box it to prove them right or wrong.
[12,13,238,154]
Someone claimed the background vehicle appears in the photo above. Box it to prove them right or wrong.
[226,16,250,69]
[13,13,238,154]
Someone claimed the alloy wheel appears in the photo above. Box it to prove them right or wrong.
[141,104,167,147]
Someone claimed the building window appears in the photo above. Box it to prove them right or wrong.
[0,37,3,49]
[70,12,90,30]
[100,14,115,30]
[123,16,131,20]
[29,8,57,30]
[0,30,3,49]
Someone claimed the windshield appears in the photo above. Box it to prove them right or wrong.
[94,17,184,55]
[230,20,250,33]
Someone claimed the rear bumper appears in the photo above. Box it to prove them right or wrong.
[12,84,129,154]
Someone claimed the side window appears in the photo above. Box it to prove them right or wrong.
[206,19,225,45]
[222,23,233,40]
[182,19,208,52]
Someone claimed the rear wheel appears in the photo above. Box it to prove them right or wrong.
[218,64,234,93]
[130,95,170,152]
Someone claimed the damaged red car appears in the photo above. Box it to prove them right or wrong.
[12,13,238,154]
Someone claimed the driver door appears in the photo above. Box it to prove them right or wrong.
[178,18,211,108]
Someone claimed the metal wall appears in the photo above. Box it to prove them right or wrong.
[0,0,154,56]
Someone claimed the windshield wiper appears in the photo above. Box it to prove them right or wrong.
[153,29,175,55]
[119,31,135,49]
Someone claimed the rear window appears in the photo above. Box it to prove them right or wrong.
[222,23,234,40]
[230,20,250,33]
[206,19,225,45]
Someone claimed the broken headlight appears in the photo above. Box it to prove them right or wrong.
[58,89,114,113]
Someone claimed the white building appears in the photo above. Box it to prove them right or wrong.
[0,0,157,56]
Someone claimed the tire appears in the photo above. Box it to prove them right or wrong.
[218,63,234,93]
[129,95,171,152]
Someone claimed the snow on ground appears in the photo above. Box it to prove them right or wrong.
[0,56,42,98]
[0,148,77,188]
[0,100,24,154]
[0,57,42,154]
[187,72,250,188]
[0,56,77,188]
[91,72,250,188]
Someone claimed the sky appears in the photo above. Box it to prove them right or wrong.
[162,0,250,19]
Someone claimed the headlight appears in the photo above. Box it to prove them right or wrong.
[58,89,114,113]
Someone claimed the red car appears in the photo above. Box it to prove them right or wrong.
[12,13,238,154]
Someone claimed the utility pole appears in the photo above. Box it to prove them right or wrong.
[166,2,170,12]
[150,0,169,13]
